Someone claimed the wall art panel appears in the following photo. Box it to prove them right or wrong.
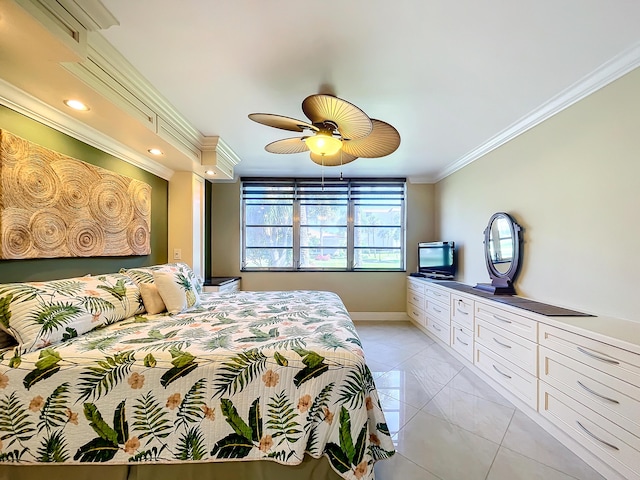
[0,129,151,258]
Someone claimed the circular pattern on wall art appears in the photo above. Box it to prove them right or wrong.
[0,131,30,167]
[127,218,151,255]
[51,158,100,212]
[0,207,34,258]
[1,129,151,258]
[11,158,62,209]
[29,208,68,253]
[67,219,106,257]
[88,173,134,233]
[129,181,152,218]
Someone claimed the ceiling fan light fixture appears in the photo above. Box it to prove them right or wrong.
[304,132,342,156]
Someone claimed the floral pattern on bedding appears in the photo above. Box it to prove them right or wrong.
[0,290,394,480]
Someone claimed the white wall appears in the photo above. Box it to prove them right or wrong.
[435,67,640,322]
[168,172,205,278]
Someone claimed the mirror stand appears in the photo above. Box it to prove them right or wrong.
[474,279,516,295]
[474,212,523,296]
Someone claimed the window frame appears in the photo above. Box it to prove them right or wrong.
[241,178,406,272]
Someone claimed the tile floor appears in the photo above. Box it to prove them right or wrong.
[354,321,605,480]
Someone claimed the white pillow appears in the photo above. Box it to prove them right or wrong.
[139,282,166,314]
[153,270,200,314]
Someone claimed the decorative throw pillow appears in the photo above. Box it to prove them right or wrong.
[139,282,166,314]
[123,263,203,292]
[0,273,144,353]
[153,270,200,314]
[120,267,155,285]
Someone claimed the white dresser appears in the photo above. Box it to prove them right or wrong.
[406,277,640,480]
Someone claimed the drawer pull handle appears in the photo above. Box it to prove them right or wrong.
[577,347,620,365]
[493,337,512,349]
[456,336,469,346]
[433,307,442,313]
[492,364,512,379]
[576,421,619,451]
[577,381,620,404]
[456,301,469,315]
[432,324,442,332]
[492,314,512,324]
[457,300,469,313]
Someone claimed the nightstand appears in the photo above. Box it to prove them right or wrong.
[203,276,241,293]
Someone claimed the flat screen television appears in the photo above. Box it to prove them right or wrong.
[417,241,456,278]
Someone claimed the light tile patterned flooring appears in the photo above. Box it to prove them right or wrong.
[354,321,605,480]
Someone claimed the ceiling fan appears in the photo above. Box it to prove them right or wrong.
[248,94,401,167]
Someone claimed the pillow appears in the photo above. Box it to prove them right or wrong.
[122,263,203,293]
[120,267,155,285]
[139,282,166,314]
[153,270,200,314]
[0,273,144,353]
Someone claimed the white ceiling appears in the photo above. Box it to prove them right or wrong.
[4,1,640,181]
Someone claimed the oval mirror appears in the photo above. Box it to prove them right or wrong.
[489,215,514,274]
[475,212,523,295]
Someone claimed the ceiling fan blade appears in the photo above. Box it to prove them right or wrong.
[302,94,372,140]
[310,151,358,167]
[341,119,400,158]
[265,137,310,154]
[249,113,318,132]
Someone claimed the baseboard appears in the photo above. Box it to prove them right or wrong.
[349,312,410,322]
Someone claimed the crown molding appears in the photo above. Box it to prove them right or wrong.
[85,32,203,145]
[0,78,174,180]
[11,3,241,179]
[58,0,119,31]
[201,136,242,180]
[407,175,436,184]
[434,41,640,183]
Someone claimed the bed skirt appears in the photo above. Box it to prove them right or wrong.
[0,454,342,480]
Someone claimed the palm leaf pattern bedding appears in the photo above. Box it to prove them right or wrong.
[0,290,394,479]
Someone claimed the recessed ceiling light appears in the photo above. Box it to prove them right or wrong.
[63,99,90,111]
[205,170,216,176]
[147,148,163,156]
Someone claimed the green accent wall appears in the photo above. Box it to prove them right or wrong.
[0,105,168,282]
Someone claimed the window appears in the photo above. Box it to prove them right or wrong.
[241,178,406,271]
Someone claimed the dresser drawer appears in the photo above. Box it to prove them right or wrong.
[426,316,449,345]
[425,284,450,305]
[451,294,474,330]
[407,277,425,294]
[407,290,426,309]
[539,383,640,480]
[540,346,640,437]
[475,301,537,342]
[407,302,426,327]
[451,323,473,362]
[426,300,449,324]
[539,323,640,386]
[475,343,538,409]
[476,318,538,375]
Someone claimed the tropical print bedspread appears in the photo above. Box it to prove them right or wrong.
[0,290,394,479]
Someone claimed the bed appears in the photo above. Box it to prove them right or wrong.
[0,265,394,480]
